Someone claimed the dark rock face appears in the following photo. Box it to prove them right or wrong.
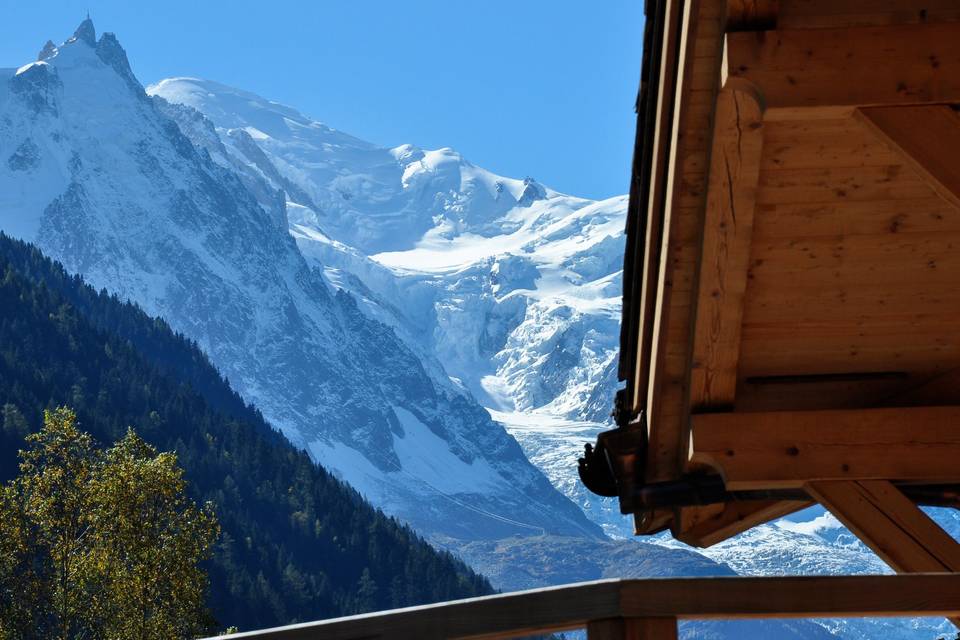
[38,40,57,61]
[9,62,61,116]
[96,33,140,93]
[7,140,40,171]
[517,177,546,207]
[72,18,96,46]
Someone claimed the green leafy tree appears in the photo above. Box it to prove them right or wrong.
[0,407,219,640]
[0,233,493,630]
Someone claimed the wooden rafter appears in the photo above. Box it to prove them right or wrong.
[726,23,960,112]
[689,406,960,489]
[726,0,778,31]
[856,105,960,212]
[807,481,960,571]
[687,80,765,413]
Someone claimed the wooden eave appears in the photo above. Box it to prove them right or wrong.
[610,0,960,566]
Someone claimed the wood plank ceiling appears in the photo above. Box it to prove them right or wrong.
[615,0,960,547]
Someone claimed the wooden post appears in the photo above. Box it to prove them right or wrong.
[587,617,678,640]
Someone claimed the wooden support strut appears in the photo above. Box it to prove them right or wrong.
[687,78,765,413]
[807,480,960,628]
[856,105,960,212]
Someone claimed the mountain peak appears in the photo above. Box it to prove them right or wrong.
[38,40,58,62]
[72,17,96,46]
[95,32,138,87]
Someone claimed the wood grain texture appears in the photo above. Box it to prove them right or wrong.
[690,406,960,489]
[209,575,960,640]
[807,480,960,572]
[587,617,678,640]
[675,499,810,547]
[726,23,960,110]
[778,0,960,29]
[736,113,960,405]
[688,84,764,411]
[726,0,779,31]
[644,0,729,491]
[857,105,960,212]
[808,480,960,627]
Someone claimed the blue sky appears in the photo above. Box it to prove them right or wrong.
[1,1,644,199]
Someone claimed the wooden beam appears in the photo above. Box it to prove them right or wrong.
[206,575,960,640]
[726,0,778,31]
[777,0,960,29]
[629,0,685,422]
[807,481,960,572]
[688,81,765,412]
[689,406,960,489]
[856,105,960,212]
[617,574,960,620]
[675,500,811,547]
[725,23,960,112]
[587,617,678,640]
[807,480,960,628]
[884,367,960,407]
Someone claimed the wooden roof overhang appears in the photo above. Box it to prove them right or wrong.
[583,0,960,586]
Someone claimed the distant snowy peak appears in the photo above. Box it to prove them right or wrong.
[71,17,96,46]
[150,74,627,431]
[148,77,367,146]
[148,77,569,255]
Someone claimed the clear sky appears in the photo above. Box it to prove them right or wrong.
[1,1,645,200]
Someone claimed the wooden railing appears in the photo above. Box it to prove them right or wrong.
[208,574,960,639]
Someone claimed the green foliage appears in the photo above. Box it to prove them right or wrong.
[0,407,218,639]
[0,232,492,631]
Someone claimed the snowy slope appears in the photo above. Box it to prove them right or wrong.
[150,76,629,534]
[0,19,602,543]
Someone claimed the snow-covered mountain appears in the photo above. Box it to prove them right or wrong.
[0,19,601,543]
[149,76,628,532]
